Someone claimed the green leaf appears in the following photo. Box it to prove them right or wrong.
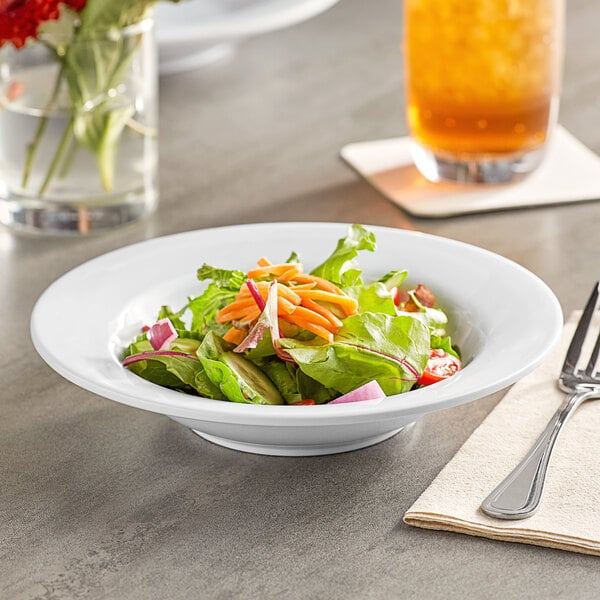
[197,264,246,289]
[285,251,300,264]
[296,370,338,404]
[188,283,236,333]
[124,339,153,357]
[281,313,430,395]
[78,0,152,33]
[244,329,277,360]
[336,313,429,363]
[400,305,449,337]
[257,358,302,404]
[197,331,233,360]
[187,265,246,332]
[197,356,249,403]
[196,332,249,403]
[23,0,182,196]
[78,0,183,35]
[196,332,283,404]
[38,7,79,50]
[124,351,225,399]
[431,334,461,359]
[355,281,397,315]
[157,305,187,330]
[61,20,142,191]
[310,224,376,288]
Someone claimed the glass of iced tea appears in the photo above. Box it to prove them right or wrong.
[403,0,565,184]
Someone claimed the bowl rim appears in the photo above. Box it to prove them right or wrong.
[30,222,564,427]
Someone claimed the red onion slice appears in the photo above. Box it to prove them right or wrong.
[148,318,178,350]
[246,279,266,311]
[328,381,385,405]
[123,350,198,366]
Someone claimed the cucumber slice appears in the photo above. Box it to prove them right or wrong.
[221,352,283,405]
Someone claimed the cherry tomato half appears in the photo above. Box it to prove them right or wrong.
[418,349,462,386]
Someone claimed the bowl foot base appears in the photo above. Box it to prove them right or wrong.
[190,428,405,456]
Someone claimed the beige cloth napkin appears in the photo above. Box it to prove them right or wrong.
[404,312,600,556]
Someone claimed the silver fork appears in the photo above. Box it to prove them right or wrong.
[481,281,600,520]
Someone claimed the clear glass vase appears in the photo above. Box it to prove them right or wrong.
[0,18,158,235]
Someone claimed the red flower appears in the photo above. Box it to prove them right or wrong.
[0,0,87,49]
[63,0,86,11]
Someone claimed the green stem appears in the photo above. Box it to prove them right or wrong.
[22,64,65,189]
[58,131,78,179]
[126,118,157,138]
[38,118,74,197]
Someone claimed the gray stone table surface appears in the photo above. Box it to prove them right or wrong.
[3,0,600,598]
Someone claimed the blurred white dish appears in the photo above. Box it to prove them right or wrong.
[155,0,340,75]
[30,223,563,456]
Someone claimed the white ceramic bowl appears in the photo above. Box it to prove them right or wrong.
[155,0,341,75]
[31,223,563,456]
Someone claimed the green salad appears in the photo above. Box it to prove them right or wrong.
[122,224,462,405]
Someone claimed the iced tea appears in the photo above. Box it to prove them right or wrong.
[403,0,564,181]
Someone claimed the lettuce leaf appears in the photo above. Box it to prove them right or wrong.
[197,332,284,404]
[281,313,430,395]
[356,281,397,315]
[296,370,339,404]
[196,332,250,403]
[124,341,225,399]
[310,224,376,288]
[431,334,461,359]
[187,264,246,333]
[285,251,300,264]
[197,264,246,288]
[157,305,187,330]
[257,358,302,404]
[197,356,250,403]
[400,305,449,337]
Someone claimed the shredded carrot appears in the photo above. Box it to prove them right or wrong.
[223,327,246,344]
[291,274,344,295]
[237,281,301,305]
[301,297,344,329]
[288,282,317,291]
[276,264,303,282]
[276,283,301,305]
[215,298,256,322]
[239,307,262,322]
[216,261,353,341]
[216,305,261,323]
[290,305,336,332]
[247,263,304,279]
[219,296,256,311]
[293,289,358,316]
[277,297,297,315]
[282,313,334,342]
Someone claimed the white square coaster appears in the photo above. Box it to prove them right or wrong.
[340,126,600,218]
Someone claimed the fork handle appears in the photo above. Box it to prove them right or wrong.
[481,390,594,520]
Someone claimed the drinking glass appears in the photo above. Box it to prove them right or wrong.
[403,0,565,184]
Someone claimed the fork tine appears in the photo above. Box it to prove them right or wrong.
[561,281,600,376]
[585,328,600,376]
